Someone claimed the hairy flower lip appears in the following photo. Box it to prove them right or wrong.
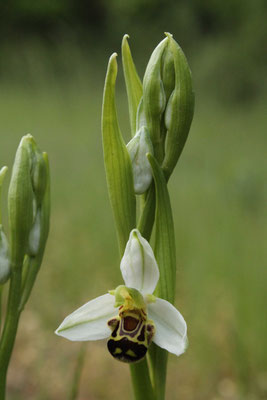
[56,229,187,357]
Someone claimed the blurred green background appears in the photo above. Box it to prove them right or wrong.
[0,0,266,399]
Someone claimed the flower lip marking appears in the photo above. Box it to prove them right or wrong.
[123,316,139,331]
[107,307,155,363]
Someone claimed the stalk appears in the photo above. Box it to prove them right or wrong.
[0,265,22,399]
[68,344,87,400]
[130,359,155,400]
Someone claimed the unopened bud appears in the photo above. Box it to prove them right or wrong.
[162,33,194,179]
[143,38,167,161]
[8,135,50,265]
[136,97,147,131]
[28,209,41,256]
[8,135,35,264]
[0,227,10,284]
[127,126,154,194]
[31,149,47,207]
[161,39,175,102]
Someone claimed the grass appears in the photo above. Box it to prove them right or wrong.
[0,42,266,399]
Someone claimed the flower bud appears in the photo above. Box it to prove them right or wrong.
[8,135,35,265]
[8,134,50,265]
[0,166,10,283]
[18,152,50,311]
[0,166,8,225]
[162,33,194,179]
[28,150,50,258]
[28,208,41,256]
[161,40,175,102]
[127,126,154,194]
[143,37,168,161]
[0,226,10,284]
[31,148,47,207]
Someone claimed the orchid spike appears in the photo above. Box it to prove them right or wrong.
[56,229,187,363]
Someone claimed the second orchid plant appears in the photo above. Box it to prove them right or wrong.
[56,33,194,400]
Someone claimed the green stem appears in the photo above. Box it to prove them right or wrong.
[149,344,168,400]
[130,358,155,400]
[68,344,87,400]
[0,266,22,400]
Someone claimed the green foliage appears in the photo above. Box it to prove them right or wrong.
[101,53,136,256]
[122,35,143,136]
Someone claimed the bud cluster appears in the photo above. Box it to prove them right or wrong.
[7,135,50,266]
[0,135,50,396]
[102,32,195,255]
[125,33,194,194]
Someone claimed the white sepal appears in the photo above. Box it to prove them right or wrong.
[55,293,117,341]
[148,297,187,356]
[120,229,159,295]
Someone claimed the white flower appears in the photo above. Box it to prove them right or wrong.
[56,229,187,362]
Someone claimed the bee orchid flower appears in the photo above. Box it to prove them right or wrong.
[56,229,187,363]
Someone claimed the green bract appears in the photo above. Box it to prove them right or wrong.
[102,53,136,256]
[122,34,143,136]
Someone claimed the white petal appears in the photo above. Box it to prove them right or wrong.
[55,293,117,341]
[120,229,159,295]
[148,298,187,356]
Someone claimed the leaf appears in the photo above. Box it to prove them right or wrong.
[122,35,143,136]
[147,153,176,303]
[147,153,176,400]
[101,53,136,256]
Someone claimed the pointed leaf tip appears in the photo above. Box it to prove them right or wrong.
[0,166,8,186]
[122,34,143,136]
[102,47,136,255]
